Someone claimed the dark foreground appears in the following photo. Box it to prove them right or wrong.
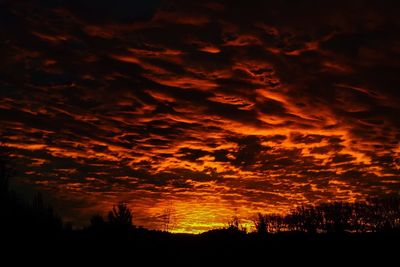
[3,229,399,265]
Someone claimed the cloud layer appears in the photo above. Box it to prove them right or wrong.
[1,0,400,232]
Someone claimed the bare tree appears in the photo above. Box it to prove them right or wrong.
[228,215,246,233]
[228,215,240,230]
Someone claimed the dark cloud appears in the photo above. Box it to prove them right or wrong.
[20,0,161,23]
[178,148,209,162]
[232,136,263,167]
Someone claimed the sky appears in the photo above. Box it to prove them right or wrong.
[1,0,400,233]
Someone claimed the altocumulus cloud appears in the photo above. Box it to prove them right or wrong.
[0,0,399,233]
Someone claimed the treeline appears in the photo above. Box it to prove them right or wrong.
[254,198,400,234]
[0,191,64,236]
[0,151,140,236]
[0,155,64,236]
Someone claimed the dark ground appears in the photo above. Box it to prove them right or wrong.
[3,228,399,265]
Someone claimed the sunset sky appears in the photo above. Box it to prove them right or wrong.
[1,0,400,233]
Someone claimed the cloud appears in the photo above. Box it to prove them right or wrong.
[1,0,399,232]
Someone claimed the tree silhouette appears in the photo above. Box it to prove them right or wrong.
[227,215,246,233]
[0,161,9,197]
[228,215,240,230]
[0,144,11,198]
[91,214,106,228]
[33,192,44,211]
[254,213,267,234]
[88,214,107,235]
[108,202,133,228]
